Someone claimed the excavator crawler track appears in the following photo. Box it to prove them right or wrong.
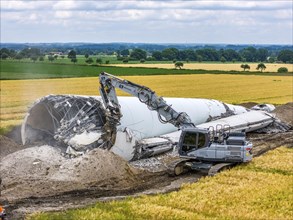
[208,163,234,176]
[167,158,191,176]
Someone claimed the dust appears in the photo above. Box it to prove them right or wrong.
[0,135,28,161]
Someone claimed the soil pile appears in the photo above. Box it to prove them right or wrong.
[0,145,140,201]
[273,102,293,127]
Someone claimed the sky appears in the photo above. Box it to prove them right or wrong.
[1,0,292,44]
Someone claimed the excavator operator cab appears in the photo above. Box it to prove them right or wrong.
[178,128,209,156]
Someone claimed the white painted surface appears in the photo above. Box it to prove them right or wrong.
[116,97,248,141]
[22,95,274,161]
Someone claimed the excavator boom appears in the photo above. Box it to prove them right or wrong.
[99,72,194,130]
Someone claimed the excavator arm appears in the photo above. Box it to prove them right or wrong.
[99,72,194,129]
[98,71,195,150]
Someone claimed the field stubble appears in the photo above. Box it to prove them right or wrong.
[112,63,293,72]
[1,74,292,132]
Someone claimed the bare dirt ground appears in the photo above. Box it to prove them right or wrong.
[0,103,292,219]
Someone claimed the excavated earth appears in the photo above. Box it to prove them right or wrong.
[0,102,292,219]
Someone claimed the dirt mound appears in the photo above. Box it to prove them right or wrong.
[239,102,258,109]
[0,145,141,201]
[273,102,293,126]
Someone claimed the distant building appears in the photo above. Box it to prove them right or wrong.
[49,52,63,56]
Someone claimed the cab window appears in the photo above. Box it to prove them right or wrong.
[182,132,197,152]
[198,133,206,148]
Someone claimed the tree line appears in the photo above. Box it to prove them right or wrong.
[1,47,293,64]
[118,47,293,63]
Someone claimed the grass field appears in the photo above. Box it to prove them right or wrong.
[112,63,293,72]
[1,74,292,133]
[0,61,221,80]
[28,146,293,220]
[1,61,292,80]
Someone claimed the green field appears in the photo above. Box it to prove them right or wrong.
[1,60,292,80]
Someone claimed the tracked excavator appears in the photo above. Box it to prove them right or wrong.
[99,72,253,176]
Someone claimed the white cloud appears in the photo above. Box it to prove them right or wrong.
[1,0,292,43]
[54,10,73,19]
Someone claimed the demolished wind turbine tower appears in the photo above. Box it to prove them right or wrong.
[22,95,277,161]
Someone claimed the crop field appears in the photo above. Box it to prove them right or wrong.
[112,63,293,72]
[28,146,293,220]
[1,74,292,133]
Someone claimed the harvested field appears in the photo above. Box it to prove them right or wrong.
[1,74,292,132]
[111,63,293,72]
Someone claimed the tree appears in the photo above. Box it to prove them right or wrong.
[277,67,288,73]
[240,47,257,62]
[123,58,129,63]
[85,54,89,59]
[19,47,41,58]
[1,53,8,60]
[130,49,147,60]
[54,55,58,60]
[256,63,266,72]
[173,59,177,63]
[232,59,237,63]
[220,56,226,63]
[68,50,77,59]
[39,56,44,61]
[196,48,219,61]
[140,59,145,63]
[240,64,250,71]
[120,49,129,57]
[185,49,197,61]
[30,55,38,62]
[96,58,102,65]
[152,51,162,61]
[105,60,110,64]
[268,57,275,63]
[48,55,54,62]
[277,50,293,63]
[0,48,10,58]
[197,55,203,63]
[15,53,23,61]
[221,49,241,61]
[60,55,65,59]
[85,58,94,64]
[175,61,184,69]
[71,58,78,64]
[256,48,268,62]
[162,48,178,60]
